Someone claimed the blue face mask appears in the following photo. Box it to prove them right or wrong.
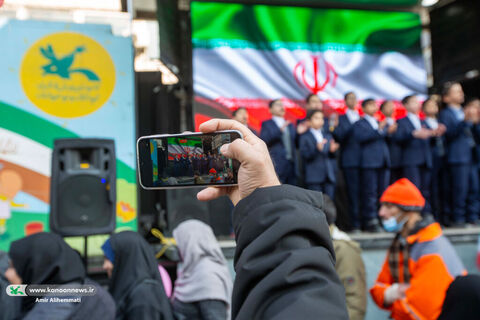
[382,215,407,233]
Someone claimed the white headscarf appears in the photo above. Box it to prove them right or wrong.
[173,220,233,315]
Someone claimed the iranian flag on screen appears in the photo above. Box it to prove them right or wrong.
[167,137,203,155]
[192,2,427,131]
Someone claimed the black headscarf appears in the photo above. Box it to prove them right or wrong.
[438,274,480,320]
[9,232,86,314]
[107,231,173,319]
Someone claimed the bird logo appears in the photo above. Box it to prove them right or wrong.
[21,32,116,118]
[40,45,100,81]
[6,285,26,296]
[9,286,23,295]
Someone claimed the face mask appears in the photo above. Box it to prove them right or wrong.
[382,214,407,233]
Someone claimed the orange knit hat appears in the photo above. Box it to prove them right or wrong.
[380,178,425,211]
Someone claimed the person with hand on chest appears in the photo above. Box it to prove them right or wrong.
[422,98,448,223]
[260,99,297,185]
[439,82,479,227]
[299,109,337,199]
[394,95,433,213]
[333,92,362,232]
[380,100,401,184]
[353,98,391,232]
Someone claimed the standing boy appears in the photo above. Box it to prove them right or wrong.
[380,100,401,183]
[439,82,479,226]
[299,110,337,199]
[394,95,433,211]
[260,99,296,184]
[333,92,361,231]
[354,99,390,232]
[423,98,447,222]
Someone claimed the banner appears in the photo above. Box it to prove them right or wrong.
[0,20,136,251]
[192,2,427,131]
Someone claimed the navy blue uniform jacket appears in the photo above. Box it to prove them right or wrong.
[394,117,432,168]
[439,108,474,164]
[299,130,336,184]
[353,118,390,168]
[333,115,361,168]
[260,119,296,173]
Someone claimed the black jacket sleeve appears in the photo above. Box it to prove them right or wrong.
[232,185,349,320]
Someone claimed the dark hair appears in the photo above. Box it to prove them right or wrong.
[344,92,355,101]
[401,95,416,106]
[441,81,461,97]
[268,99,282,108]
[380,100,393,112]
[232,107,246,117]
[306,109,323,120]
[306,94,318,104]
[361,98,375,108]
[422,97,437,110]
[323,194,337,225]
[465,97,480,107]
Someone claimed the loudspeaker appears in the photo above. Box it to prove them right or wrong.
[50,139,116,236]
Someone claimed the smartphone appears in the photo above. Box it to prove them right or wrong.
[137,130,242,189]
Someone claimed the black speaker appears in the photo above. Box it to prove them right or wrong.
[50,139,116,236]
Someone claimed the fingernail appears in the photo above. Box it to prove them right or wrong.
[220,144,229,154]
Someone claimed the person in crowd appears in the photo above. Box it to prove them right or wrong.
[1,250,20,320]
[232,107,258,136]
[4,232,115,320]
[260,99,297,185]
[354,98,390,232]
[394,95,433,212]
[469,98,480,185]
[297,93,324,135]
[201,154,209,175]
[333,92,362,232]
[215,154,225,173]
[296,94,327,187]
[172,155,180,177]
[191,154,199,174]
[186,154,194,177]
[439,82,479,226]
[232,107,249,126]
[299,109,337,199]
[207,152,216,173]
[323,195,366,320]
[438,274,480,320]
[196,118,349,319]
[171,219,233,320]
[422,98,448,222]
[370,178,466,320]
[102,231,174,320]
[380,100,401,183]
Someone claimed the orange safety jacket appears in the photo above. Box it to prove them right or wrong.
[370,222,467,320]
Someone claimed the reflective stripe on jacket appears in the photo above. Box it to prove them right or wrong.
[370,222,466,320]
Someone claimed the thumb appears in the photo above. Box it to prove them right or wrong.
[220,138,253,163]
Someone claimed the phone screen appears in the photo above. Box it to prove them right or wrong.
[137,131,241,189]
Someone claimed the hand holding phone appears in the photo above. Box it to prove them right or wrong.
[196,119,280,206]
[137,130,242,189]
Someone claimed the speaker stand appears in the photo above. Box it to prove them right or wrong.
[83,236,88,268]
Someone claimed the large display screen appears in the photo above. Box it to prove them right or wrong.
[192,2,426,131]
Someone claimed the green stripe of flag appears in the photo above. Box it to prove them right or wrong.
[168,137,203,148]
[192,2,421,53]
